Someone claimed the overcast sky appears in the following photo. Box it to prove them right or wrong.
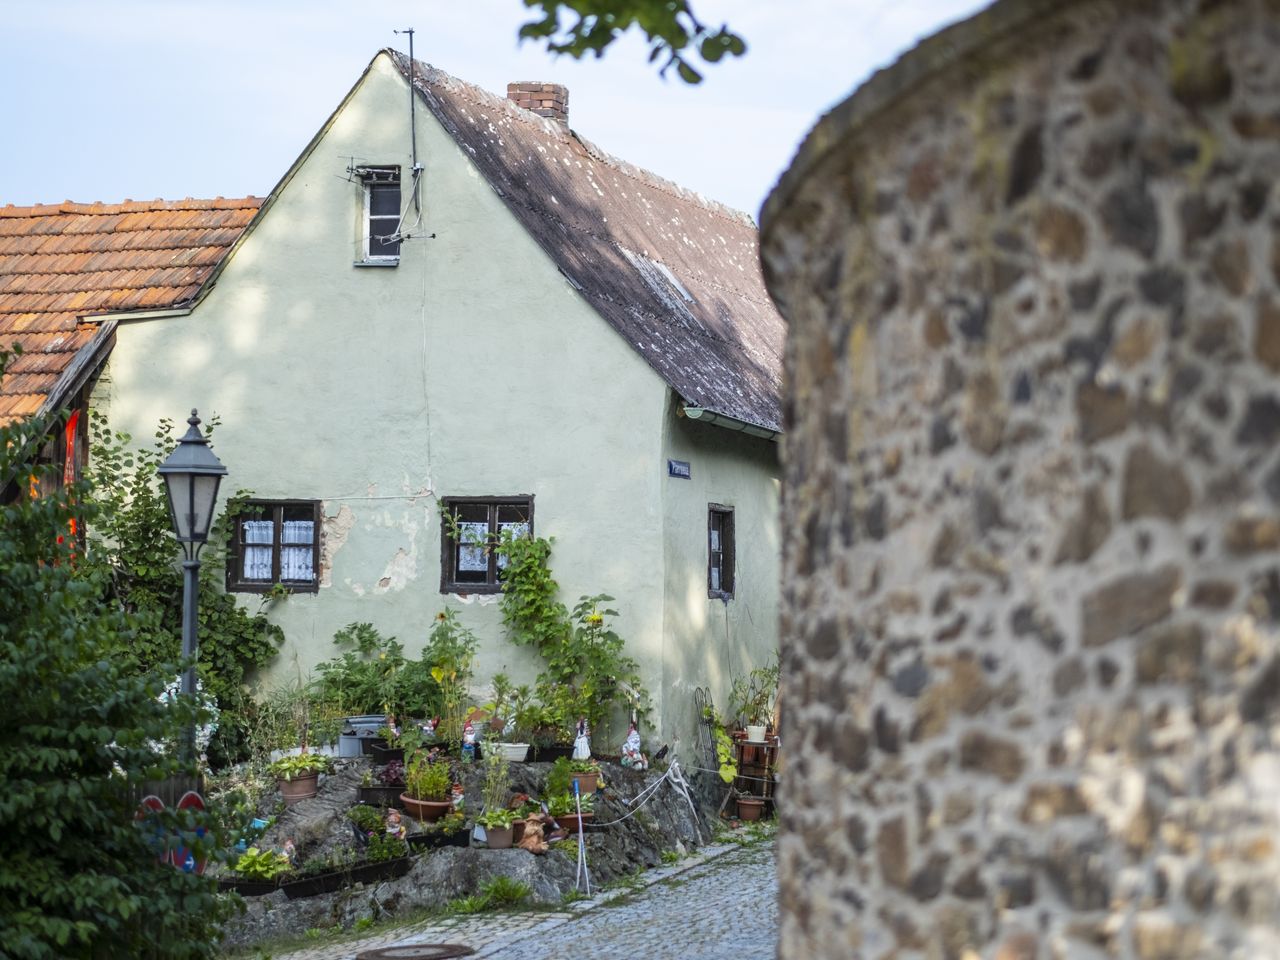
[3,0,987,220]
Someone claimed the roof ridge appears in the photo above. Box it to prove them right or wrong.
[387,50,756,229]
[0,198,263,218]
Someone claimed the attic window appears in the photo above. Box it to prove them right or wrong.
[360,166,401,263]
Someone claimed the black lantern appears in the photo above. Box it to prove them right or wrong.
[157,410,227,764]
[158,410,227,558]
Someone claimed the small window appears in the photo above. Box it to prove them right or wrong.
[227,500,321,593]
[441,496,533,593]
[360,166,401,262]
[708,504,735,599]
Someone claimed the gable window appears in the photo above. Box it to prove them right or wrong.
[708,504,735,599]
[227,500,321,593]
[360,166,401,263]
[441,496,532,593]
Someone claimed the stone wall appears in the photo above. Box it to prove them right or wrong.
[759,0,1280,957]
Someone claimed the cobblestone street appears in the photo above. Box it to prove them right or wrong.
[253,839,776,960]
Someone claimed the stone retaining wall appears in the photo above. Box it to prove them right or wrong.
[760,0,1280,956]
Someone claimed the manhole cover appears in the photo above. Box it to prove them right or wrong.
[355,947,475,960]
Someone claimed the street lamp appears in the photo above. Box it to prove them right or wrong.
[157,410,227,764]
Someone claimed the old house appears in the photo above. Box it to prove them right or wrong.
[2,50,784,744]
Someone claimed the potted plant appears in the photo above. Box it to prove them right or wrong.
[569,757,601,795]
[408,810,470,850]
[476,806,519,849]
[219,845,291,896]
[547,791,594,834]
[400,750,454,821]
[268,752,334,805]
[729,660,779,743]
[475,748,518,847]
[488,678,533,762]
[357,759,406,807]
[545,756,594,832]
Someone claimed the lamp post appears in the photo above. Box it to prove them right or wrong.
[157,410,227,765]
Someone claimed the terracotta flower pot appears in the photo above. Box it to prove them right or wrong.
[400,795,454,822]
[571,771,599,795]
[278,773,318,806]
[484,824,514,849]
[737,797,766,821]
[553,811,593,834]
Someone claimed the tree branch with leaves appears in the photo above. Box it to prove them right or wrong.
[519,0,746,84]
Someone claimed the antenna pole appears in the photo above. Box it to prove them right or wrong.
[400,28,421,215]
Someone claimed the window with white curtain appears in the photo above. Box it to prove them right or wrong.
[227,500,321,593]
[440,496,533,593]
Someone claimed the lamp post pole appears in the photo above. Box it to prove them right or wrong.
[157,410,227,767]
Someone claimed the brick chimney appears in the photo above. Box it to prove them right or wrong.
[507,82,569,124]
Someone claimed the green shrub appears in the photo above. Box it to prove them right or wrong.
[0,347,234,958]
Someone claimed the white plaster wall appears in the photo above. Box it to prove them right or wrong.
[659,398,781,748]
[96,55,684,736]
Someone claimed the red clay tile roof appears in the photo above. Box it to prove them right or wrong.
[389,51,785,433]
[0,198,261,427]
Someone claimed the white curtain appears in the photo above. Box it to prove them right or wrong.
[458,521,489,572]
[242,520,274,580]
[496,521,529,570]
[281,520,314,581]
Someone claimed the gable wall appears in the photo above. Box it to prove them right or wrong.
[94,54,682,738]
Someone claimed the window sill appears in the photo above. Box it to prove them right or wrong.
[441,584,504,596]
[354,259,399,268]
[228,582,320,595]
[709,590,735,601]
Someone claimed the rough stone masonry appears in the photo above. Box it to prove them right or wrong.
[759,0,1280,957]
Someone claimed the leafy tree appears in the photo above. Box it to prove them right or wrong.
[519,0,746,83]
[0,346,234,958]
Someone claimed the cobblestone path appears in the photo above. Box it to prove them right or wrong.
[254,840,776,960]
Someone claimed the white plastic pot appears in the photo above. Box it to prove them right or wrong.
[497,742,530,762]
[746,724,767,743]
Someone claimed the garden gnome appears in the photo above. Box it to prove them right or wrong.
[461,720,477,763]
[620,722,648,770]
[281,838,297,866]
[384,713,401,738]
[384,808,406,841]
[572,718,591,761]
[451,782,466,811]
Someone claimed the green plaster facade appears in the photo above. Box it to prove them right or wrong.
[92,53,779,745]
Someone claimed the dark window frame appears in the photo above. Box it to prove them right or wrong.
[708,503,735,600]
[226,499,322,594]
[440,495,534,594]
[361,166,402,263]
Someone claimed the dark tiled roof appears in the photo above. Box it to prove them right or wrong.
[390,51,785,433]
[0,198,261,426]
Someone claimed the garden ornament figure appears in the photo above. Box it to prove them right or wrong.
[384,808,406,840]
[620,722,648,770]
[461,720,476,763]
[573,718,591,761]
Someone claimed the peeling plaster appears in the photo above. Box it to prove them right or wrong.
[375,547,417,592]
[320,504,355,588]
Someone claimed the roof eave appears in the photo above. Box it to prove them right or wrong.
[36,320,118,419]
[680,403,781,442]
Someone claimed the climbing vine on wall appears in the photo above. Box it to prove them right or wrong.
[84,415,284,765]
